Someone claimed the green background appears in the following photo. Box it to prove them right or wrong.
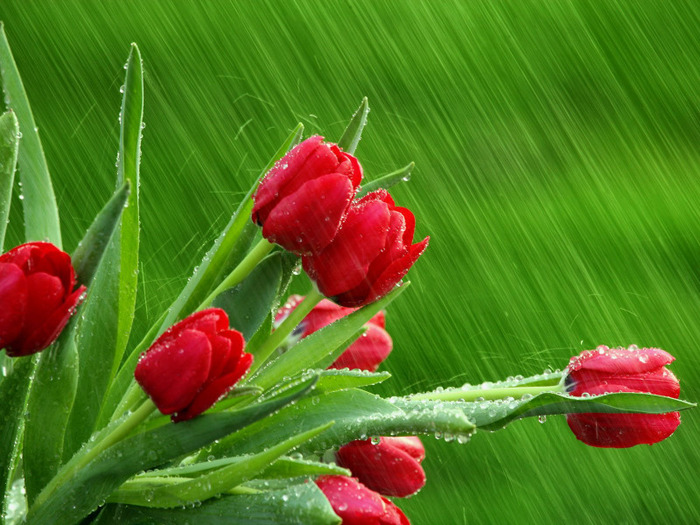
[2,1,699,522]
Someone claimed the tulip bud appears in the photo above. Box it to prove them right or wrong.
[275,295,392,371]
[336,437,426,497]
[252,135,362,255]
[565,345,681,448]
[316,475,409,525]
[134,308,253,422]
[303,190,428,308]
[0,242,86,357]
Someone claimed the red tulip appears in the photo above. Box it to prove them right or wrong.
[134,308,253,422]
[275,295,392,371]
[252,135,362,255]
[0,242,86,357]
[316,476,409,525]
[565,345,681,448]
[303,190,428,307]
[336,437,426,497]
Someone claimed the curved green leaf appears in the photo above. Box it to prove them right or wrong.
[0,110,19,250]
[0,23,60,245]
[357,162,414,198]
[337,97,368,155]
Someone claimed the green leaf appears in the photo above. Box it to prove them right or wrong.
[205,388,475,461]
[0,357,32,520]
[392,391,695,433]
[0,23,61,245]
[108,422,333,508]
[93,482,340,525]
[23,185,130,504]
[71,182,130,287]
[60,45,144,466]
[357,162,414,198]
[262,368,391,401]
[337,97,368,155]
[213,251,283,341]
[0,110,19,250]
[99,125,303,428]
[260,456,349,479]
[250,283,408,391]
[27,377,318,525]
[22,335,79,505]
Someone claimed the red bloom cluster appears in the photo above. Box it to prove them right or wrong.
[565,345,681,448]
[253,139,428,308]
[135,309,253,422]
[252,136,362,255]
[275,295,392,371]
[0,242,86,357]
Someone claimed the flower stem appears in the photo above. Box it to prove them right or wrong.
[31,398,156,514]
[199,238,275,309]
[247,287,324,375]
[410,383,566,402]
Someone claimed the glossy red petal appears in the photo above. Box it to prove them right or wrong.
[316,476,388,524]
[252,136,324,223]
[263,173,354,254]
[568,346,674,375]
[368,310,386,329]
[152,308,229,350]
[330,323,393,372]
[14,284,86,356]
[219,330,246,375]
[569,367,680,399]
[566,411,680,448]
[380,497,410,525]
[207,334,233,382]
[337,439,426,497]
[382,436,425,463]
[303,199,390,297]
[174,352,253,422]
[135,329,212,415]
[0,262,28,348]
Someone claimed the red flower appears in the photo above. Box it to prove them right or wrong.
[252,135,362,255]
[303,190,428,307]
[134,308,253,422]
[275,295,392,371]
[0,242,86,357]
[316,476,409,525]
[565,345,681,448]
[336,437,426,497]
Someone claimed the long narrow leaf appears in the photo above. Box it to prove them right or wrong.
[61,44,143,462]
[0,111,19,250]
[337,97,368,155]
[0,23,60,245]
[27,377,318,524]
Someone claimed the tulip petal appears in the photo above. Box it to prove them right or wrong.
[174,352,253,421]
[0,262,27,348]
[568,367,681,399]
[304,199,390,297]
[382,436,426,463]
[252,136,324,223]
[330,323,393,372]
[219,329,246,375]
[152,308,229,350]
[263,173,354,254]
[135,329,212,415]
[569,346,674,375]
[567,411,680,448]
[316,476,388,524]
[337,439,426,497]
[15,284,86,356]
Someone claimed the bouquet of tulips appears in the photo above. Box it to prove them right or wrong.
[0,32,694,525]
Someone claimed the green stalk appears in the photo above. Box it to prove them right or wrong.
[248,288,324,375]
[199,238,275,309]
[410,383,566,402]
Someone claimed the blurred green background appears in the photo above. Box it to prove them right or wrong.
[2,1,699,522]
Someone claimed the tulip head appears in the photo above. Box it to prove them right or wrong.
[252,135,362,255]
[275,295,392,371]
[336,437,426,497]
[303,190,428,307]
[135,308,253,422]
[565,345,681,448]
[0,242,86,357]
[316,475,409,525]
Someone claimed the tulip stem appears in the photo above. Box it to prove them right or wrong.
[199,238,275,309]
[247,288,324,375]
[31,398,156,515]
[410,383,566,402]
